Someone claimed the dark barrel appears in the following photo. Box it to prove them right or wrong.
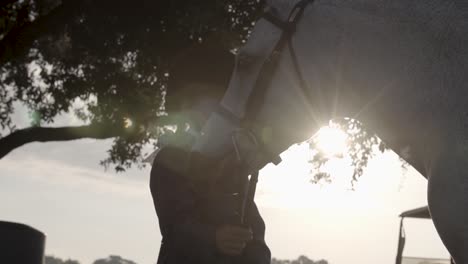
[0,221,46,264]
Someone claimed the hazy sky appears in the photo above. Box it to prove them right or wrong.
[0,111,450,264]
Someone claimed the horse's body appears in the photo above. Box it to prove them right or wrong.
[193,0,468,261]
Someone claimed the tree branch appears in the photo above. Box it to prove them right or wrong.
[0,115,176,159]
[0,123,123,159]
[0,0,78,64]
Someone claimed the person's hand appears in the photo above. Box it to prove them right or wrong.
[215,225,253,256]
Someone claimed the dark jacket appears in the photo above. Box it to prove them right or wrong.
[150,146,271,264]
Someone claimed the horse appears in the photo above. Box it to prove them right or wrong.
[190,0,468,262]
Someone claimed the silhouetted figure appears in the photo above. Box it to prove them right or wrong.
[0,221,46,264]
[149,36,270,264]
[150,144,270,264]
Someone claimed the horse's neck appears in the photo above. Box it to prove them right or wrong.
[194,0,466,172]
[285,0,457,115]
[282,0,467,172]
[256,0,463,170]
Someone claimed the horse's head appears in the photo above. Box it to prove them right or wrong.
[192,0,324,177]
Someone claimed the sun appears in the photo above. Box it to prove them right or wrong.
[258,123,408,213]
[313,125,348,157]
[124,117,133,128]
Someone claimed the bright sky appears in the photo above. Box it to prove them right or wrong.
[0,112,450,264]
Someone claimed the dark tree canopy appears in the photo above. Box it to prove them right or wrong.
[0,0,263,171]
[93,255,137,264]
[271,255,329,264]
[45,255,80,264]
[44,255,138,264]
[1,0,383,180]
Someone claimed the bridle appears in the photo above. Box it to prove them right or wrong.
[214,0,315,224]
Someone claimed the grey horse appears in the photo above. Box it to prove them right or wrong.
[192,0,468,262]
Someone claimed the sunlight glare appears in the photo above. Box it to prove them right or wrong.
[313,125,348,157]
[258,142,406,211]
[124,118,133,128]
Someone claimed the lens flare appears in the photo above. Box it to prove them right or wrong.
[30,111,41,126]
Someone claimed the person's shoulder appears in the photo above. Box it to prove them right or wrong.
[155,146,188,159]
[152,146,190,175]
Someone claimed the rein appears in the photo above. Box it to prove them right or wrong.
[215,0,314,224]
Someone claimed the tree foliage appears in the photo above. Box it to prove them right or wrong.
[93,255,137,264]
[271,255,328,264]
[0,0,263,171]
[309,118,388,186]
[1,0,382,180]
[45,255,80,264]
[44,255,138,264]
